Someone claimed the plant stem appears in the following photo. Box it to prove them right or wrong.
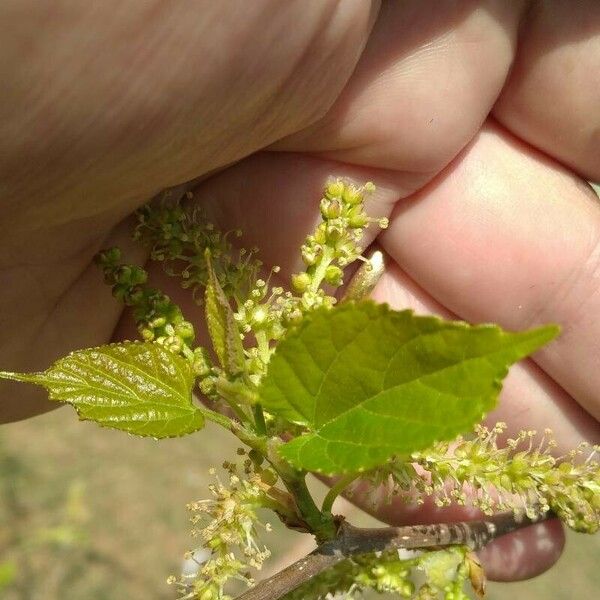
[236,511,553,600]
[230,422,268,455]
[255,330,271,365]
[224,399,250,425]
[282,473,337,542]
[194,404,235,429]
[214,377,254,424]
[309,246,334,293]
[253,404,267,435]
[321,473,361,515]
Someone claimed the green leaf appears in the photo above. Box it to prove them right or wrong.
[259,302,559,475]
[0,342,204,438]
[204,252,245,375]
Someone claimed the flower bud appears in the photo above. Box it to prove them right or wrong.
[364,181,376,193]
[301,248,317,266]
[251,307,268,327]
[324,265,343,286]
[175,320,195,343]
[115,265,133,284]
[343,185,362,205]
[129,266,148,285]
[199,376,217,395]
[94,247,121,267]
[320,198,342,219]
[140,327,155,342]
[292,272,311,293]
[325,180,345,199]
[347,209,368,228]
[314,225,328,245]
[149,316,167,329]
[326,224,343,241]
[126,285,144,305]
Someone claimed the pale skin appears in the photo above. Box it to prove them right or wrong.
[1,0,599,584]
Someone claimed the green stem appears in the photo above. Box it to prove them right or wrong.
[321,473,361,515]
[215,377,255,425]
[0,371,37,383]
[309,246,334,293]
[253,331,270,436]
[194,404,235,430]
[255,330,271,365]
[230,422,268,456]
[259,494,299,523]
[262,439,336,541]
[225,399,250,425]
[282,475,336,542]
[253,404,267,435]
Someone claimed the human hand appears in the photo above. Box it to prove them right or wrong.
[1,0,599,583]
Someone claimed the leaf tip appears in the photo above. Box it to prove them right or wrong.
[531,323,561,347]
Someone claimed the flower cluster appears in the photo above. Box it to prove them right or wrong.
[371,423,600,534]
[417,548,471,600]
[232,274,292,366]
[133,199,261,304]
[105,180,388,385]
[285,547,472,600]
[169,461,271,600]
[234,179,388,373]
[291,180,387,308]
[94,247,196,357]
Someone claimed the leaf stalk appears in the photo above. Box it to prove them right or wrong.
[321,473,361,515]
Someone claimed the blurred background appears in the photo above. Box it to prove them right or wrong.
[1,405,598,599]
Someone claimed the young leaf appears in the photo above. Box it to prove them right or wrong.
[0,342,204,437]
[204,251,245,375]
[259,302,559,475]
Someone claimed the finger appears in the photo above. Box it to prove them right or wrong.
[274,0,526,185]
[477,518,564,582]
[381,119,600,424]
[493,0,600,182]
[2,0,378,232]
